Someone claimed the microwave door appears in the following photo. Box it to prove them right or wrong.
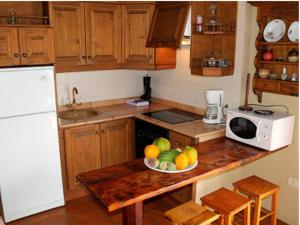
[229,117,257,140]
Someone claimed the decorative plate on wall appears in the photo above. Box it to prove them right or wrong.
[288,21,299,42]
[263,19,286,42]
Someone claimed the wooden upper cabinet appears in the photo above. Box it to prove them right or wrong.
[51,2,86,66]
[100,119,134,168]
[85,3,122,67]
[0,27,20,66]
[122,4,155,68]
[64,124,101,190]
[18,28,55,65]
[146,2,189,48]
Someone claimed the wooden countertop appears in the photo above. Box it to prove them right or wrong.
[77,137,282,212]
[58,103,225,141]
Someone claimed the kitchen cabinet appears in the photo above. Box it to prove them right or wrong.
[0,27,20,66]
[0,27,54,67]
[18,28,55,65]
[85,3,122,67]
[169,131,195,203]
[51,2,176,72]
[250,2,299,102]
[51,2,86,67]
[61,118,134,194]
[121,4,155,68]
[64,124,101,190]
[100,119,134,167]
[146,2,190,48]
[190,2,237,76]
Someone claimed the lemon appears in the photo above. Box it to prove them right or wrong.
[175,153,189,170]
[144,144,160,159]
[183,146,198,164]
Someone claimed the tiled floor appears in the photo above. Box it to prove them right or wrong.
[6,194,288,225]
[7,194,178,225]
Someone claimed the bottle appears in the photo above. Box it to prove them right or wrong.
[196,15,203,32]
[281,67,288,81]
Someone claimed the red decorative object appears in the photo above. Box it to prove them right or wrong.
[262,49,273,61]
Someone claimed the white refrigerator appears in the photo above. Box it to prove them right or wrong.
[0,66,64,222]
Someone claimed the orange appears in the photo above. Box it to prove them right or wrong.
[175,153,189,170]
[144,144,160,159]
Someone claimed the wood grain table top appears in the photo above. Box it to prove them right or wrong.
[77,137,282,212]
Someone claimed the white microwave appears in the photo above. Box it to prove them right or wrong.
[226,108,294,151]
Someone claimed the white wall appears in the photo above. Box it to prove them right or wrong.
[56,70,146,105]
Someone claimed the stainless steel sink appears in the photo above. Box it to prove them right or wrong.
[59,109,99,120]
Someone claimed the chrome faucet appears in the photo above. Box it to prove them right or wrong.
[72,87,79,106]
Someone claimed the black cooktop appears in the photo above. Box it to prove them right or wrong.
[143,108,203,125]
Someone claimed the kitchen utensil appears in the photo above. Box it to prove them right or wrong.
[144,158,198,173]
[239,73,253,111]
[291,73,298,82]
[262,48,273,61]
[288,21,299,42]
[263,19,286,42]
[269,74,277,80]
[287,48,299,62]
[258,68,270,78]
[203,90,224,124]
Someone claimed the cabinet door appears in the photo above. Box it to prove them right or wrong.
[51,2,86,66]
[64,124,101,190]
[100,119,134,168]
[146,2,189,48]
[85,3,122,67]
[122,4,155,67]
[18,28,55,65]
[169,131,192,149]
[0,27,20,66]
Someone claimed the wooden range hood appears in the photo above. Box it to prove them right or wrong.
[146,2,190,48]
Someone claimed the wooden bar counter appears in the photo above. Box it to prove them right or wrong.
[77,137,283,225]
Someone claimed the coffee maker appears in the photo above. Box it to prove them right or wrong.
[203,89,224,124]
[140,75,151,102]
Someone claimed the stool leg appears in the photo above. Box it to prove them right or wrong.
[271,191,278,225]
[244,204,251,225]
[253,197,262,225]
[224,214,232,225]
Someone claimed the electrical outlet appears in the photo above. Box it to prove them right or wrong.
[288,177,298,188]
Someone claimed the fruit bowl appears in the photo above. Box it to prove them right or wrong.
[144,158,198,173]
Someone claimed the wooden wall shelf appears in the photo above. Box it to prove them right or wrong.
[250,2,299,102]
[191,67,234,76]
[258,61,299,66]
[190,2,237,76]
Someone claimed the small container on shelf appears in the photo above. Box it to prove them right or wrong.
[258,68,270,79]
[195,15,203,32]
[281,67,288,80]
[287,48,299,62]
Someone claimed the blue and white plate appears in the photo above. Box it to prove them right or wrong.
[288,21,299,42]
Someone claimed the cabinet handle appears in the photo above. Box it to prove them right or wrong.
[82,56,87,59]
[87,56,92,59]
[100,130,106,134]
[95,130,100,135]
[22,53,27,57]
[14,53,19,57]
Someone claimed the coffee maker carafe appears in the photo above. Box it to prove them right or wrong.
[141,75,151,102]
[203,89,224,124]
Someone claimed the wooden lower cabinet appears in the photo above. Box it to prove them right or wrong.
[100,119,134,167]
[169,131,196,203]
[64,124,101,190]
[61,118,134,199]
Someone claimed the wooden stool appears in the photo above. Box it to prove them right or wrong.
[165,200,220,225]
[201,188,251,225]
[233,175,280,225]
